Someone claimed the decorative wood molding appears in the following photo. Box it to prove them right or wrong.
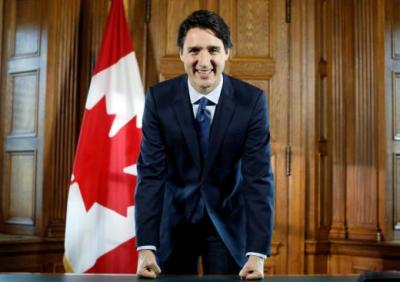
[44,0,81,238]
[0,237,63,272]
[346,0,378,240]
[304,240,330,255]
[306,239,400,258]
[385,0,400,242]
[0,0,47,236]
[329,0,347,240]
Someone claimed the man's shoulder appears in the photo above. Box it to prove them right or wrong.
[149,74,186,94]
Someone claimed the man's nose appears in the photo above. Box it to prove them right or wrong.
[197,50,211,67]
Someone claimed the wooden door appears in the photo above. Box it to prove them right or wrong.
[0,0,48,236]
[385,0,400,241]
[146,0,303,274]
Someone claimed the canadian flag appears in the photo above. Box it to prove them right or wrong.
[64,0,144,273]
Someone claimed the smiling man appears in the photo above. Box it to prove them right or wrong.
[135,10,274,280]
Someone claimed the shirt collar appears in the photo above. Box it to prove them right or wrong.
[188,75,223,105]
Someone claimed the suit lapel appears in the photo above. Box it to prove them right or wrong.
[172,76,202,168]
[202,75,236,179]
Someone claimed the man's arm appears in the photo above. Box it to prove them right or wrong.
[240,91,274,279]
[135,89,167,277]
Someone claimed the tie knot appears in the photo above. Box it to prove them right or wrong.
[195,97,214,109]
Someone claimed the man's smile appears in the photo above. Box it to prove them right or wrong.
[195,68,214,78]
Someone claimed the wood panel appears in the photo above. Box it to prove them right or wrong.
[288,0,311,274]
[386,0,400,241]
[317,0,331,239]
[306,0,394,274]
[0,0,47,236]
[0,238,64,272]
[42,0,81,238]
[346,0,379,240]
[313,0,383,243]
[328,0,346,240]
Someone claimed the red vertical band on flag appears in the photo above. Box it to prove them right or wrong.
[94,0,134,75]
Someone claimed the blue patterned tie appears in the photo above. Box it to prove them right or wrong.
[190,97,213,223]
[195,97,212,159]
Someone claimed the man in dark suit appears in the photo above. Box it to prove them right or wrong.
[135,10,274,280]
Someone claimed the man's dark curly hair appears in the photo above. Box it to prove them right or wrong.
[177,10,232,52]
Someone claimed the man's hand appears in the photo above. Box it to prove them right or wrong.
[239,255,265,280]
[137,250,161,278]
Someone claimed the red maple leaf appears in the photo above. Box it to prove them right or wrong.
[72,96,141,216]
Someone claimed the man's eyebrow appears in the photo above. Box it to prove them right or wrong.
[187,46,201,51]
[187,45,221,51]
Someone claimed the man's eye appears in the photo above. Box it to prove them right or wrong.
[209,48,220,54]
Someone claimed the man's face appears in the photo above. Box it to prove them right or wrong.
[180,28,230,94]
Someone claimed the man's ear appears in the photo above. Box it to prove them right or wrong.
[225,48,231,59]
[179,48,184,61]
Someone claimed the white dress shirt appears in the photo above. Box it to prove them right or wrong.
[188,75,223,120]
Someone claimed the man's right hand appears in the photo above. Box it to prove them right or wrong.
[137,250,161,278]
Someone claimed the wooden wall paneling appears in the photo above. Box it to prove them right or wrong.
[304,0,323,273]
[328,0,347,240]
[0,239,64,272]
[224,0,275,80]
[385,0,400,241]
[43,0,81,238]
[305,0,332,273]
[346,0,379,241]
[289,0,315,274]
[374,0,385,243]
[308,0,398,274]
[0,0,4,227]
[145,0,162,88]
[307,0,324,243]
[124,0,146,87]
[317,0,332,240]
[0,0,47,236]
[328,240,400,273]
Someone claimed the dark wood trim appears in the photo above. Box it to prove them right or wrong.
[306,239,400,258]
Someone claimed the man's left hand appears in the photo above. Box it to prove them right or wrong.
[239,255,265,280]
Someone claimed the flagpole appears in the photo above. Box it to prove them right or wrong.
[142,0,151,90]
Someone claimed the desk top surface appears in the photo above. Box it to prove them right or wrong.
[0,274,358,282]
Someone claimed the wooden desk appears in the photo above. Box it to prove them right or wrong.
[0,274,359,282]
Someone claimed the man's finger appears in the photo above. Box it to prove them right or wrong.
[138,268,157,279]
[244,271,263,280]
[239,266,250,279]
[149,262,161,274]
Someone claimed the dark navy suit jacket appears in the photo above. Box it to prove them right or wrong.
[135,74,274,267]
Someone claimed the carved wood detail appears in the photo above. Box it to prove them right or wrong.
[392,0,400,59]
[328,0,347,239]
[385,0,400,242]
[346,0,378,240]
[43,0,81,238]
[0,0,46,236]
